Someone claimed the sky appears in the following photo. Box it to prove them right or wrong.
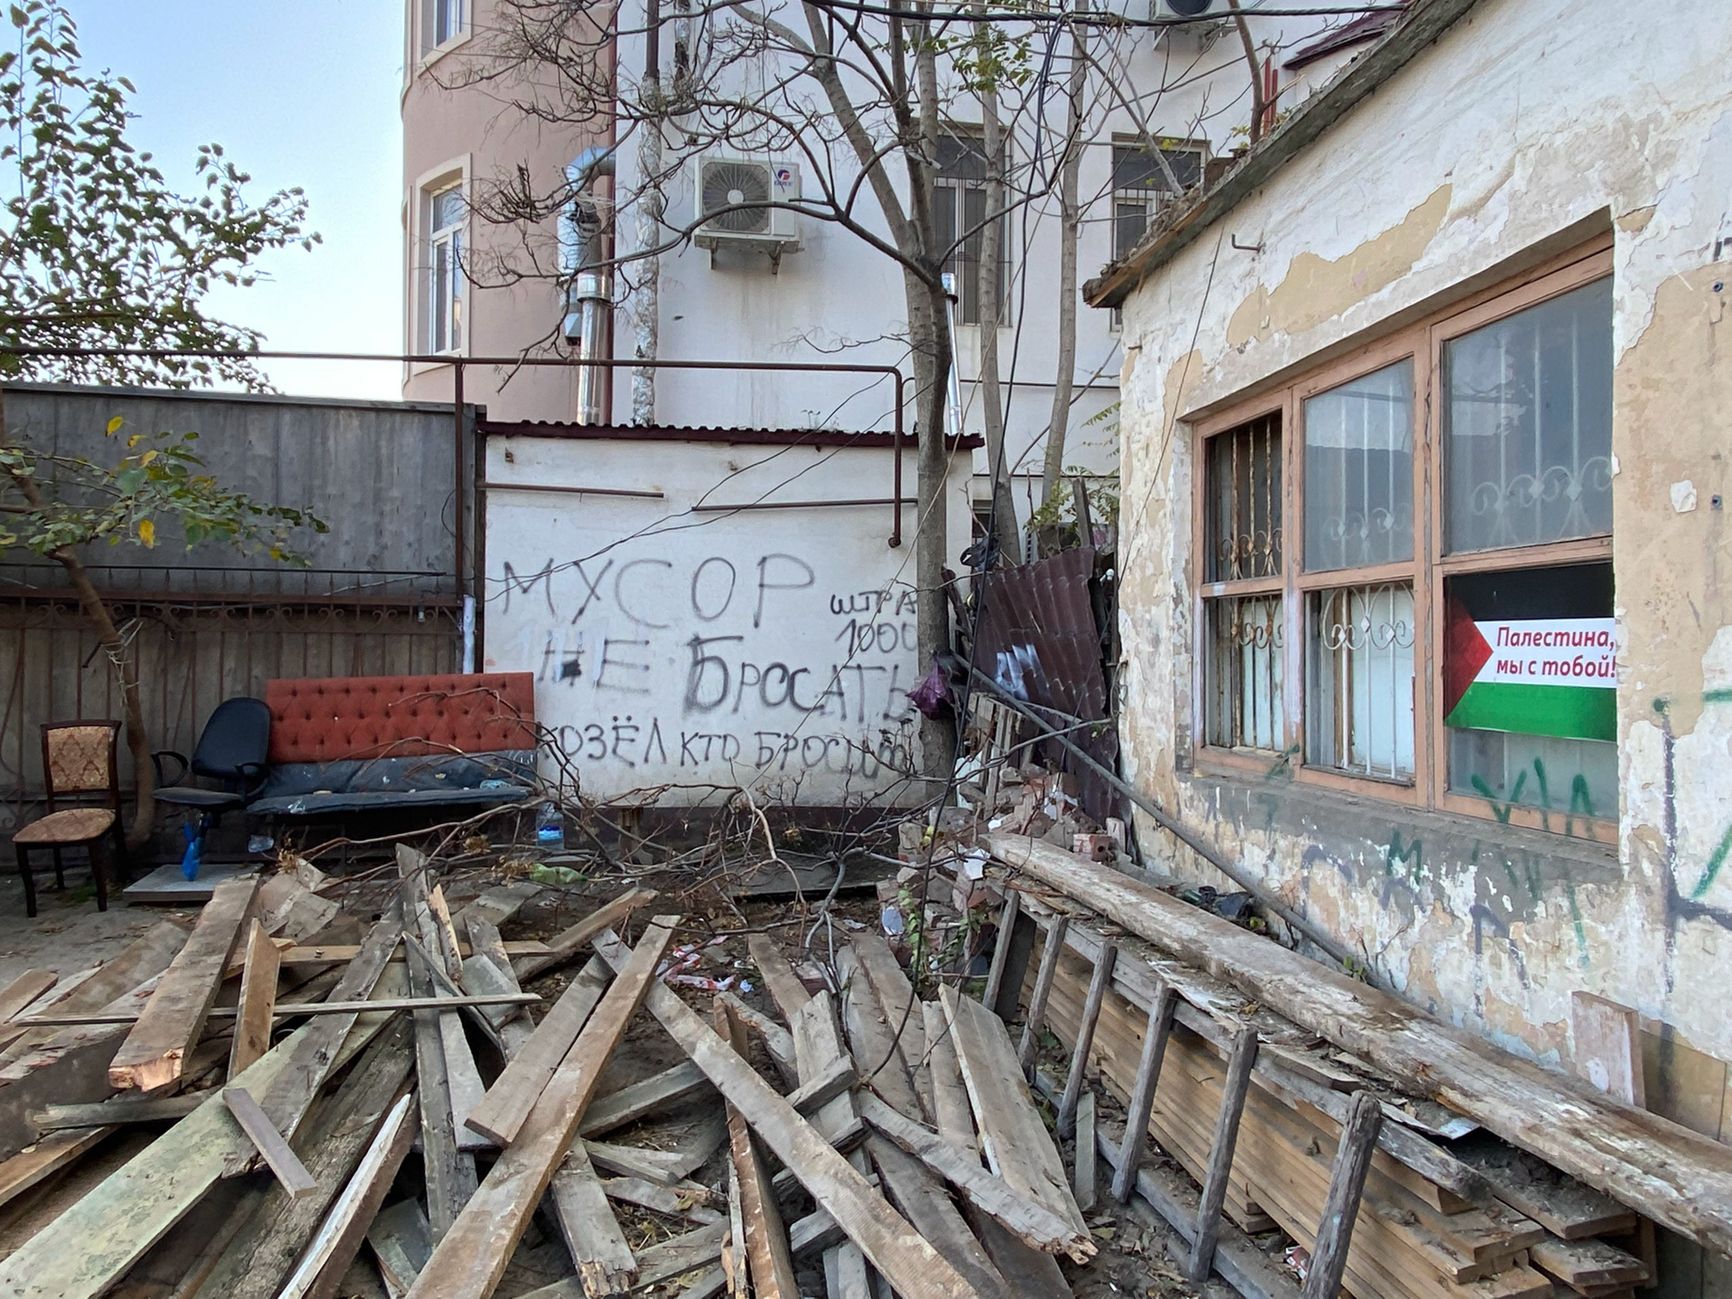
[70,1,407,400]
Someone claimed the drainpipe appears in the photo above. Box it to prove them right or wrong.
[562,147,615,425]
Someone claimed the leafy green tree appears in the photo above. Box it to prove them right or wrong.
[0,0,323,848]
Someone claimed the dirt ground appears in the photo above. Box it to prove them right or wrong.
[0,863,184,986]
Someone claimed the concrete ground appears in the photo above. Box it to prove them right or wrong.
[0,856,187,988]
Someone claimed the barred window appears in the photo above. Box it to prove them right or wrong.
[1201,413,1284,754]
[1192,240,1614,840]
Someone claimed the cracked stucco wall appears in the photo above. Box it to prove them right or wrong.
[1112,0,1732,1114]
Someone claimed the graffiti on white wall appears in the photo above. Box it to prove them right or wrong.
[487,534,920,800]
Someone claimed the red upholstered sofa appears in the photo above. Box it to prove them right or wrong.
[247,673,539,819]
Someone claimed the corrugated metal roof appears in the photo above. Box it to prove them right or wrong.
[971,546,1119,824]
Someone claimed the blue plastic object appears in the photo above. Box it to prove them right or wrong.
[180,818,204,881]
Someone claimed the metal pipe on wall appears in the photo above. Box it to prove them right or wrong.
[562,148,617,426]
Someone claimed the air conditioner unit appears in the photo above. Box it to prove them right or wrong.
[693,157,801,267]
[1152,0,1228,28]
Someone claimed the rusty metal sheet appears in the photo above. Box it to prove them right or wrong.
[970,547,1119,823]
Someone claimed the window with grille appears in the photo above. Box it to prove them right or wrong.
[1190,241,1615,839]
[1201,412,1284,754]
[1111,140,1203,262]
[933,131,1008,326]
[1111,140,1202,327]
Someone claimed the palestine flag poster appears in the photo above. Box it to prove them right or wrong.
[1443,599,1616,743]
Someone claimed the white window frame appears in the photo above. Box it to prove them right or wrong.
[420,0,470,59]
[409,161,470,366]
[933,129,1010,329]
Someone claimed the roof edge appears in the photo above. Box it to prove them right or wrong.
[1083,0,1484,310]
[478,419,985,451]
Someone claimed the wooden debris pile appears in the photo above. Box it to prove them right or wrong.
[934,833,1687,1299]
[0,841,1132,1299]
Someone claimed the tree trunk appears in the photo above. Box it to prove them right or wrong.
[973,36,1019,564]
[1227,0,1266,143]
[0,391,155,850]
[907,18,956,780]
[632,0,664,424]
[54,545,155,851]
[907,269,957,780]
[1040,14,1087,515]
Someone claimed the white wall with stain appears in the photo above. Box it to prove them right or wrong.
[481,431,973,804]
[1111,0,1732,1094]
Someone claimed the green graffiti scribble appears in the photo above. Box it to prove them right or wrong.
[1564,772,1595,837]
[1689,824,1732,901]
[1565,881,1590,970]
[1675,690,1731,900]
[1532,759,1552,833]
[1472,768,1528,824]
[1385,832,1423,882]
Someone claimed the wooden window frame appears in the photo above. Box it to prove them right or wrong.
[1190,236,1615,842]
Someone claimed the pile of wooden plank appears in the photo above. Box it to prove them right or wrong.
[0,842,1130,1299]
[0,849,669,1298]
[971,834,1667,1299]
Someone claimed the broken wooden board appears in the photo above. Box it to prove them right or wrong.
[0,971,56,1027]
[746,933,812,1019]
[248,912,404,1156]
[858,1093,1095,1262]
[277,1091,419,1299]
[593,930,987,1299]
[29,1092,206,1133]
[369,1198,433,1296]
[465,957,609,1147]
[581,1061,711,1137]
[719,1000,799,1299]
[108,874,260,1090]
[190,1020,416,1299]
[223,1086,318,1200]
[0,1014,352,1297]
[603,1176,724,1225]
[229,920,281,1076]
[549,1141,637,1297]
[836,950,1002,1296]
[942,985,1088,1237]
[407,918,679,1299]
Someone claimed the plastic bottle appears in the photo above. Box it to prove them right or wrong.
[535,802,566,852]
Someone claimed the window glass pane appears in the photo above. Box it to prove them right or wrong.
[449,230,464,349]
[1111,142,1202,193]
[1303,360,1413,571]
[936,132,989,183]
[432,186,464,233]
[1307,582,1415,780]
[1113,198,1148,262]
[1205,413,1282,582]
[1206,594,1284,752]
[1444,277,1612,552]
[430,237,452,352]
[435,0,464,44]
[1444,562,1615,820]
[962,186,986,325]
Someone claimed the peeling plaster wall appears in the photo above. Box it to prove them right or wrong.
[1113,0,1732,1101]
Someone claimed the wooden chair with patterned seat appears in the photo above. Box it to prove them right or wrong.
[11,721,126,916]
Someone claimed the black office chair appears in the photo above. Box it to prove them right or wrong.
[153,697,271,878]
